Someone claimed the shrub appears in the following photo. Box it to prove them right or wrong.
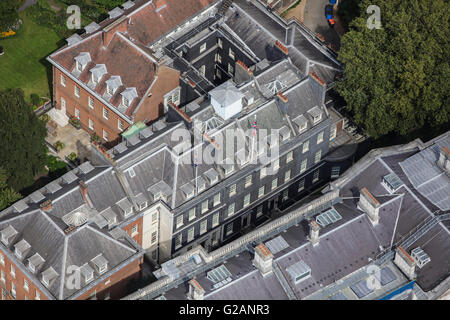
[68,152,77,162]
[40,114,50,123]
[90,133,101,144]
[54,141,65,152]
[30,93,40,106]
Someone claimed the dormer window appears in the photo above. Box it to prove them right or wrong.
[14,239,31,260]
[107,85,114,95]
[1,225,18,246]
[76,61,82,72]
[313,113,322,124]
[41,267,58,287]
[74,52,91,73]
[80,263,94,284]
[120,87,137,108]
[91,254,108,275]
[89,64,107,85]
[139,202,148,211]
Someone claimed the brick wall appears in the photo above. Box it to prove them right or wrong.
[122,217,144,247]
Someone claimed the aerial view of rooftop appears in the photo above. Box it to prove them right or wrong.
[0,0,448,311]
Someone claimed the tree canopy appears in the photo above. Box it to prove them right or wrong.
[0,167,21,211]
[0,0,19,31]
[335,0,450,139]
[0,89,48,192]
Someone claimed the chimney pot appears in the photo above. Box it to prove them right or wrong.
[188,279,205,300]
[40,200,53,212]
[358,187,380,225]
[253,243,273,276]
[309,220,320,246]
[394,246,416,280]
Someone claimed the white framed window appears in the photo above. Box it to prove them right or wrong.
[313,113,322,124]
[245,175,252,188]
[313,170,320,183]
[200,220,207,235]
[272,178,278,190]
[88,96,94,109]
[229,48,235,60]
[260,167,267,179]
[0,270,4,283]
[131,225,138,237]
[188,208,196,221]
[89,118,94,130]
[103,129,108,142]
[60,75,66,87]
[74,86,80,98]
[151,231,158,245]
[300,158,307,173]
[200,65,206,76]
[107,85,114,96]
[176,215,183,229]
[258,186,265,198]
[225,223,233,236]
[10,265,15,278]
[286,151,293,163]
[299,121,307,133]
[285,170,291,182]
[227,203,235,217]
[76,61,82,72]
[273,159,280,171]
[282,190,289,202]
[215,53,222,63]
[330,126,337,140]
[200,42,207,54]
[302,140,309,153]
[74,108,80,119]
[228,63,234,74]
[118,119,124,132]
[0,253,4,266]
[61,97,66,110]
[317,131,324,144]
[213,193,221,206]
[2,289,6,300]
[212,213,219,227]
[298,178,305,192]
[35,291,40,300]
[243,194,250,207]
[201,200,209,214]
[314,150,322,164]
[229,184,236,197]
[256,206,263,218]
[11,282,16,299]
[122,96,130,107]
[24,280,29,292]
[217,38,223,48]
[102,107,109,120]
[331,166,340,178]
[187,227,194,242]
[175,234,182,249]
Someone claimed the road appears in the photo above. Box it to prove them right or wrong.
[303,0,341,51]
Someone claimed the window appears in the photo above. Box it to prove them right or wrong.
[272,178,278,190]
[0,253,4,266]
[298,179,305,192]
[123,96,130,107]
[103,129,108,142]
[107,85,114,96]
[151,231,158,245]
[282,190,289,202]
[286,151,293,163]
[139,202,147,211]
[285,170,291,182]
[104,292,110,300]
[302,140,309,153]
[273,159,280,171]
[74,86,80,98]
[228,63,234,74]
[260,167,267,179]
[76,61,82,72]
[11,282,16,299]
[88,96,94,109]
[331,166,340,178]
[61,97,66,110]
[317,131,324,144]
[330,126,337,140]
[187,227,194,242]
[227,203,235,217]
[258,186,265,198]
[175,234,182,249]
[24,280,29,292]
[313,170,319,183]
[89,291,96,300]
[74,108,80,119]
[0,270,4,283]
[201,200,209,214]
[245,175,252,188]
[229,48,235,60]
[200,43,206,53]
[200,65,206,76]
[229,184,236,197]
[89,119,94,130]
[152,211,159,224]
[244,194,250,207]
[216,68,222,79]
[217,38,223,48]
[213,193,221,206]
[300,159,307,173]
[212,213,219,227]
[256,206,263,218]
[35,291,40,300]
[188,208,196,221]
[200,220,207,235]
[103,107,109,120]
[176,215,183,229]
[225,223,233,236]
[2,289,6,301]
[10,265,15,278]
[131,225,138,237]
[215,53,222,63]
[60,75,66,87]
[313,113,322,124]
[118,119,124,131]
[314,150,322,164]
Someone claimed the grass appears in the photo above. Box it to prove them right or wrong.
[0,9,62,101]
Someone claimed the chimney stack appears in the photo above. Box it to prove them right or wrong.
[187,279,205,300]
[358,187,380,225]
[394,246,416,280]
[309,220,320,246]
[437,146,450,174]
[40,200,53,212]
[253,243,273,277]
[276,91,289,114]
[79,180,89,205]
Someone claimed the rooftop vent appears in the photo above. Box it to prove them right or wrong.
[0,225,18,246]
[139,127,154,139]
[30,190,45,203]
[126,134,141,147]
[41,267,58,287]
[78,161,95,175]
[382,173,404,193]
[91,254,108,275]
[13,199,29,213]
[66,33,82,46]
[411,247,431,269]
[46,181,62,194]
[121,0,135,10]
[62,170,78,184]
[109,7,124,19]
[286,260,311,284]
[27,253,45,274]
[84,22,100,34]
[152,120,167,131]
[114,141,128,154]
[14,239,31,260]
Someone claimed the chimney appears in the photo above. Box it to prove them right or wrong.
[358,187,380,225]
[275,40,288,55]
[309,220,320,246]
[394,246,416,280]
[79,180,89,204]
[253,243,273,277]
[235,60,253,85]
[437,146,450,174]
[102,15,128,47]
[276,91,288,114]
[187,279,205,300]
[40,200,53,212]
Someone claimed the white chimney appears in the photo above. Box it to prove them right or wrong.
[309,220,320,246]
[358,187,380,225]
[437,146,450,174]
[394,246,416,280]
[253,243,273,276]
[187,279,205,300]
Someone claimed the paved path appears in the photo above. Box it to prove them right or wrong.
[303,0,341,51]
[18,0,37,12]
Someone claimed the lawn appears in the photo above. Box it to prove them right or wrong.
[0,9,62,101]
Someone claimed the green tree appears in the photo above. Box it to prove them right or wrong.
[0,0,19,31]
[0,167,21,211]
[335,0,450,139]
[0,89,48,191]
